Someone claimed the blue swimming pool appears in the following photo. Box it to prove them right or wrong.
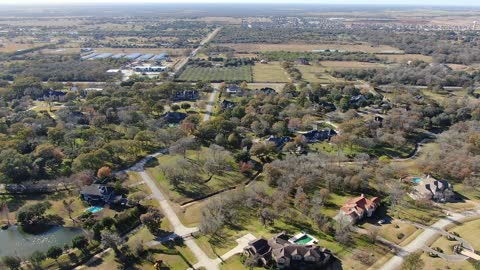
[86,206,103,213]
[412,177,422,184]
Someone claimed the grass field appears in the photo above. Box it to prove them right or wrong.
[0,41,49,53]
[420,253,475,270]
[219,42,403,53]
[178,65,253,82]
[295,64,339,83]
[252,62,289,82]
[379,54,433,63]
[319,61,385,69]
[296,61,383,83]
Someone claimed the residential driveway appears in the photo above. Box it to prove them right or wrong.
[138,171,198,236]
[192,233,256,269]
[218,234,256,262]
[135,168,220,269]
[379,209,480,270]
[203,88,218,122]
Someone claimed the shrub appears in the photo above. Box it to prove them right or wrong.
[397,233,405,240]
[2,256,22,270]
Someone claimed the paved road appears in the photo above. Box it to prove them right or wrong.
[379,209,480,270]
[129,156,219,269]
[203,88,218,122]
[174,27,221,76]
[138,171,198,236]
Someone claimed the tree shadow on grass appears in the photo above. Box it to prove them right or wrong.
[145,158,159,168]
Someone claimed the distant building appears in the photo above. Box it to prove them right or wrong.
[296,58,310,65]
[173,90,199,101]
[133,66,168,73]
[315,101,336,112]
[267,135,292,150]
[244,232,334,269]
[40,90,66,102]
[349,94,367,104]
[335,194,381,224]
[84,88,104,91]
[300,128,337,143]
[258,87,276,95]
[125,53,142,60]
[161,112,187,124]
[220,100,236,110]
[226,85,241,94]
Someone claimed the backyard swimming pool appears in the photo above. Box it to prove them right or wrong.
[288,232,318,245]
[412,177,422,184]
[294,235,314,245]
[86,206,103,213]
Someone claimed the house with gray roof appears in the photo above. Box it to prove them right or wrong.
[244,232,334,269]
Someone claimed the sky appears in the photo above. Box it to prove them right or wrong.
[0,0,479,6]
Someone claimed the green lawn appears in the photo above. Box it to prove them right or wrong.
[252,62,289,82]
[447,219,480,251]
[178,65,253,82]
[295,64,340,83]
[81,227,195,270]
[390,198,445,225]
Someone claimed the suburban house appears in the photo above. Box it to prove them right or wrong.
[315,101,336,112]
[349,94,367,104]
[409,175,455,202]
[161,111,187,124]
[80,184,126,206]
[300,128,337,143]
[267,135,292,150]
[296,58,310,65]
[258,87,277,95]
[244,232,334,269]
[220,100,236,110]
[38,90,66,102]
[335,194,381,224]
[173,90,199,101]
[226,84,241,94]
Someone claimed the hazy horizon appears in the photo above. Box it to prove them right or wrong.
[0,0,479,7]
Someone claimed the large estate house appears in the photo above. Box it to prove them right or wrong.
[80,184,127,206]
[408,175,456,202]
[173,90,199,101]
[335,194,381,224]
[244,232,334,269]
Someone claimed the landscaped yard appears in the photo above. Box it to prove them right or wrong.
[252,62,289,82]
[82,227,195,270]
[0,191,92,227]
[390,198,445,225]
[445,219,480,251]
[420,253,475,270]
[177,65,253,82]
[364,222,419,245]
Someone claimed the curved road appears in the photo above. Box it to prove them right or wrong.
[379,209,480,270]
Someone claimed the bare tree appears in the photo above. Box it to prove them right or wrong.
[203,144,231,182]
[62,199,76,224]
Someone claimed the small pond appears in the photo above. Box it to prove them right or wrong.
[0,225,84,258]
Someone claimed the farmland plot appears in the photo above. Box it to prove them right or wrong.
[177,65,253,82]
